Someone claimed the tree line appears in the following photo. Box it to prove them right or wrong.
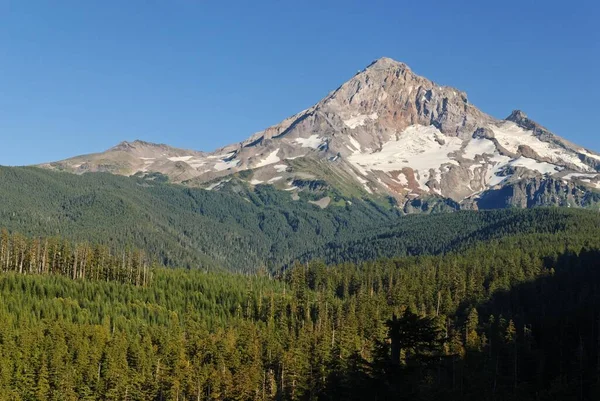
[0,229,152,286]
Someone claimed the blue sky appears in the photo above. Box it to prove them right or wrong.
[1,0,598,165]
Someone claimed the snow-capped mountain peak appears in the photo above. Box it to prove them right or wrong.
[40,58,600,210]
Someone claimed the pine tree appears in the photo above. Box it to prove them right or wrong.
[35,355,50,401]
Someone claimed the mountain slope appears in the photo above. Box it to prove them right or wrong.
[298,208,600,265]
[1,166,599,272]
[0,166,401,271]
[41,57,600,210]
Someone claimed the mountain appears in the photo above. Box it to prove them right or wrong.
[40,57,600,210]
[39,140,208,182]
[0,166,400,271]
[2,166,598,272]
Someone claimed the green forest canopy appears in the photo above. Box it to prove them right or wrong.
[0,207,600,399]
[2,166,600,273]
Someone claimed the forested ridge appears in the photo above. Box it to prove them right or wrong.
[2,167,600,273]
[0,167,400,272]
[295,207,600,265]
[1,216,600,399]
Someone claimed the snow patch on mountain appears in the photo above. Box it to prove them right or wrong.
[580,150,600,162]
[343,113,378,129]
[355,175,372,193]
[255,149,281,168]
[348,136,362,152]
[488,173,510,187]
[463,138,496,160]
[168,156,193,162]
[396,172,409,186]
[295,135,323,149]
[491,122,590,171]
[189,161,206,169]
[205,178,231,191]
[348,125,462,190]
[486,154,512,186]
[509,157,561,175]
[348,125,462,173]
[214,159,240,171]
[268,176,283,183]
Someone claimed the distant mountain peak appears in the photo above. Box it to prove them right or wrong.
[109,140,174,152]
[365,57,411,71]
[110,140,136,151]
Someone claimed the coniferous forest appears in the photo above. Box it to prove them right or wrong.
[0,166,599,400]
[1,204,600,400]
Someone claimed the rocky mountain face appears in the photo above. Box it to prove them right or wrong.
[41,57,600,211]
[40,140,208,182]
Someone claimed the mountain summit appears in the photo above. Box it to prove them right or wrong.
[41,58,600,210]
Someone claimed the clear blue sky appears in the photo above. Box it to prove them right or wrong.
[1,0,598,166]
